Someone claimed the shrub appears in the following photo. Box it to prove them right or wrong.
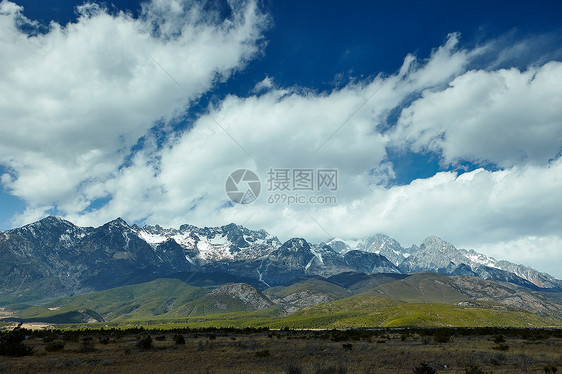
[465,365,492,374]
[155,335,166,341]
[342,343,353,350]
[314,363,347,374]
[136,334,153,349]
[284,362,303,374]
[255,349,270,357]
[0,328,34,357]
[492,335,505,344]
[492,343,509,351]
[413,362,437,374]
[42,334,56,343]
[544,365,558,374]
[79,337,96,352]
[197,340,205,351]
[434,330,452,343]
[173,334,186,345]
[45,341,65,352]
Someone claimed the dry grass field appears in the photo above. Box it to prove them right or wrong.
[1,327,561,373]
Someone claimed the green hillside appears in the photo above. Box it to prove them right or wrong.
[368,273,469,303]
[264,277,351,300]
[23,278,278,322]
[43,278,209,321]
[70,295,562,330]
[162,292,273,319]
[327,272,409,293]
[9,274,562,329]
[276,295,562,328]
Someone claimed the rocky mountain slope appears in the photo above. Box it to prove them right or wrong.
[5,273,561,327]
[0,216,560,304]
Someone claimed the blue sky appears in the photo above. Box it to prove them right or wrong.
[1,0,561,276]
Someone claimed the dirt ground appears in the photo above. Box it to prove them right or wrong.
[0,330,560,373]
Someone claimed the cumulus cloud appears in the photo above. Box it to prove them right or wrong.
[392,61,562,167]
[0,0,268,217]
[477,235,562,279]
[58,33,477,229]
[1,7,560,278]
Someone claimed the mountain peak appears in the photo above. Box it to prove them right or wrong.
[110,217,128,225]
[39,215,66,224]
[280,238,310,251]
[29,215,75,229]
[421,235,447,244]
[102,217,131,230]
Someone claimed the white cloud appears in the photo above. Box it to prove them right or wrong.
[477,235,562,279]
[0,0,268,217]
[252,76,274,93]
[392,61,562,167]
[59,33,476,230]
[1,11,560,279]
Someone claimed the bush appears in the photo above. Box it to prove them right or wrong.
[314,363,347,374]
[136,334,153,349]
[433,330,452,343]
[155,335,166,341]
[492,334,505,344]
[42,334,56,343]
[255,349,270,357]
[0,328,34,357]
[545,365,558,374]
[79,337,96,352]
[413,362,437,374]
[173,334,186,345]
[466,365,492,374]
[342,343,353,350]
[45,341,65,352]
[492,343,509,351]
[284,362,303,374]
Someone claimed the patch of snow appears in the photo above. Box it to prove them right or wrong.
[173,234,196,248]
[196,240,233,260]
[466,253,498,269]
[256,269,270,288]
[137,230,167,245]
[209,235,229,245]
[309,246,324,265]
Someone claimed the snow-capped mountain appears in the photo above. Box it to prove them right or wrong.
[326,234,409,266]
[132,223,281,263]
[327,235,560,289]
[0,216,559,303]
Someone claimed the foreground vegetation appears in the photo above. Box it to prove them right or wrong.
[1,326,560,373]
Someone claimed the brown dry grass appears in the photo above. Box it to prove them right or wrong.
[0,330,560,373]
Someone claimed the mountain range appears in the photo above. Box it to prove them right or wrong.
[0,216,560,305]
[0,216,561,327]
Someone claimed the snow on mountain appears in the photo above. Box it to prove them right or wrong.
[132,223,281,263]
[326,234,409,266]
[0,216,559,304]
[324,234,559,289]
